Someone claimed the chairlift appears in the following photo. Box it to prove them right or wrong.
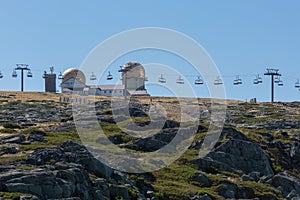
[90,72,97,81]
[42,71,46,78]
[257,76,263,84]
[295,79,300,88]
[195,76,204,85]
[254,75,262,84]
[158,74,166,83]
[12,70,17,78]
[106,71,113,80]
[274,76,280,83]
[176,75,184,84]
[0,71,3,79]
[214,76,223,85]
[27,70,32,78]
[233,75,242,85]
[277,78,283,86]
[238,78,243,85]
[58,72,63,79]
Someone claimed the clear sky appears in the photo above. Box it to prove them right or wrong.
[0,1,299,102]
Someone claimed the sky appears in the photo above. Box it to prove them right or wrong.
[0,0,300,102]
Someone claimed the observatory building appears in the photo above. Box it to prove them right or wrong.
[60,62,149,96]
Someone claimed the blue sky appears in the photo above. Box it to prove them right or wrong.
[0,1,299,102]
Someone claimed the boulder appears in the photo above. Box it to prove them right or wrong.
[193,138,274,176]
[0,164,93,200]
[216,182,255,199]
[0,134,25,144]
[109,184,130,200]
[192,173,211,187]
[28,131,48,143]
[27,140,113,179]
[266,173,300,198]
[0,147,18,156]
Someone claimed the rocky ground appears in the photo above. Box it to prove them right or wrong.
[0,93,299,200]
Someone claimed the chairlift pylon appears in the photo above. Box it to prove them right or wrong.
[158,74,166,83]
[176,75,184,84]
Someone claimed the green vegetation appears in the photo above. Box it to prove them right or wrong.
[18,165,36,171]
[0,128,15,133]
[0,192,31,200]
[0,154,28,165]
[1,122,21,129]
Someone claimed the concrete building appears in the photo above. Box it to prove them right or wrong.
[60,62,149,96]
[43,67,57,93]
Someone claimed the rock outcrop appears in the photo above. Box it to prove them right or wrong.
[193,130,274,177]
[27,141,113,179]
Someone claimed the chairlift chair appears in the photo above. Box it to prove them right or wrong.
[277,78,283,86]
[214,76,223,85]
[42,71,46,78]
[238,78,243,85]
[253,78,259,85]
[233,75,242,85]
[195,76,204,85]
[295,79,300,88]
[90,72,97,81]
[257,76,263,84]
[106,71,113,80]
[12,70,17,78]
[158,74,166,83]
[176,75,184,84]
[27,70,32,78]
[274,76,280,83]
[58,72,63,79]
[0,71,3,79]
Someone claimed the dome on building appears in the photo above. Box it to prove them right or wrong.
[62,68,86,84]
[121,62,145,79]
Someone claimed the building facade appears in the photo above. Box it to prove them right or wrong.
[60,62,149,96]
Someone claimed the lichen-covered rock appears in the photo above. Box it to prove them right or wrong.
[27,140,113,179]
[193,138,274,176]
[266,173,300,198]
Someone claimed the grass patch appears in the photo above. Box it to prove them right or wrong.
[45,131,80,145]
[1,122,21,129]
[0,128,15,133]
[0,192,32,200]
[20,143,55,151]
[0,154,28,165]
[151,163,200,199]
[18,165,36,171]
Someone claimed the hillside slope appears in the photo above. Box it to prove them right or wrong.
[0,93,299,200]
